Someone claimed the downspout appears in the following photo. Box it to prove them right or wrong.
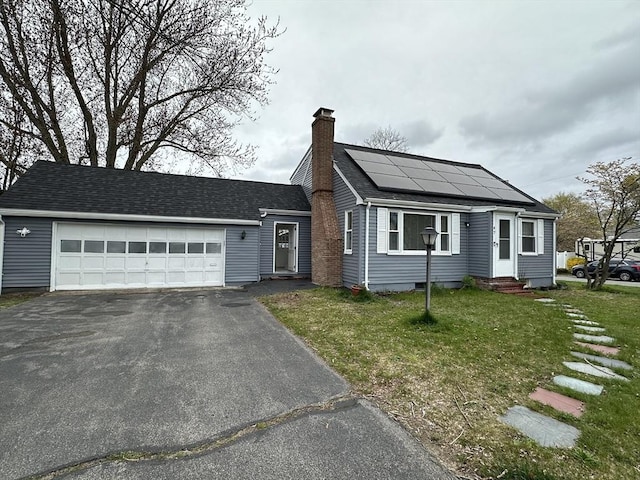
[364,202,371,289]
[0,216,4,294]
[553,219,557,285]
[514,212,521,280]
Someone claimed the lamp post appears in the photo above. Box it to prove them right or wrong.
[421,226,439,313]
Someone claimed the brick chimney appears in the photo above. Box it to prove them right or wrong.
[311,108,343,287]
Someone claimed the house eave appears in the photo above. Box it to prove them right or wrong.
[0,208,261,226]
[363,197,473,212]
[259,208,311,217]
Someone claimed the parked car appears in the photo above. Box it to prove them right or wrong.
[571,260,640,281]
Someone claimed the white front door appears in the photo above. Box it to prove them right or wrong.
[273,223,298,273]
[53,223,225,290]
[494,214,515,277]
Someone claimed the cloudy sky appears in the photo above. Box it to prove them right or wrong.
[231,0,640,202]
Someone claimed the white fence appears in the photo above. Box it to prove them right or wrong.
[557,251,577,269]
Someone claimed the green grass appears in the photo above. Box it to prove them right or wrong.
[0,292,41,309]
[262,283,640,480]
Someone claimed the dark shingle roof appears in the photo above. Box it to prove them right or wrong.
[333,142,556,214]
[0,161,310,221]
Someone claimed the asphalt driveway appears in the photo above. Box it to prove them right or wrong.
[0,288,457,480]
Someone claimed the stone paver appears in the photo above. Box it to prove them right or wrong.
[574,325,606,333]
[553,375,604,395]
[534,298,556,303]
[529,388,585,417]
[564,308,583,314]
[570,351,633,370]
[500,406,580,448]
[573,333,616,344]
[572,319,600,326]
[574,341,620,356]
[566,312,587,319]
[563,361,629,381]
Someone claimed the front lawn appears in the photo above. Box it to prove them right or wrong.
[262,283,639,480]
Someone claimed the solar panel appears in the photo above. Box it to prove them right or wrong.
[344,148,534,204]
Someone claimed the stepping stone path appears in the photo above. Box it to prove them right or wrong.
[500,297,633,448]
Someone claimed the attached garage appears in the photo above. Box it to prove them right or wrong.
[0,161,311,293]
[53,223,225,290]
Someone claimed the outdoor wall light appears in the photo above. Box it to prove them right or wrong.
[16,227,31,237]
[421,226,439,313]
[241,230,246,240]
[465,222,471,228]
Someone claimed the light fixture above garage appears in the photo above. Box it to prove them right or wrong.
[16,227,31,237]
[241,230,246,240]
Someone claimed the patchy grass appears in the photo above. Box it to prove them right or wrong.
[0,292,41,309]
[262,284,640,480]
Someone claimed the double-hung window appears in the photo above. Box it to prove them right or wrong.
[344,210,353,254]
[519,218,545,255]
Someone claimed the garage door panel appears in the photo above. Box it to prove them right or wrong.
[168,272,186,283]
[54,224,225,290]
[83,257,104,269]
[105,272,126,284]
[58,256,82,270]
[106,257,125,269]
[168,257,185,269]
[126,257,146,269]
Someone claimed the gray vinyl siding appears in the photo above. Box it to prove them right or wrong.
[333,172,360,287]
[258,215,311,277]
[367,208,469,292]
[468,212,492,277]
[224,225,260,284]
[2,216,53,289]
[290,150,312,204]
[518,219,554,287]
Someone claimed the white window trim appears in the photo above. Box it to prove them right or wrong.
[518,218,544,256]
[386,211,453,256]
[344,210,353,254]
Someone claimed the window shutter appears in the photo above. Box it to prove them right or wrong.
[517,219,523,255]
[451,213,460,254]
[377,207,388,254]
[537,219,545,254]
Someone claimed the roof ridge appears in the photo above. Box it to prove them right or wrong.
[333,141,486,170]
[31,160,300,189]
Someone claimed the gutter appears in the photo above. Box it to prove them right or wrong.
[0,209,260,226]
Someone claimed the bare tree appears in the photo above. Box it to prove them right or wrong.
[363,126,409,152]
[0,0,279,181]
[578,157,640,289]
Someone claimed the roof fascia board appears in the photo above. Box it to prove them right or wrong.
[0,209,260,226]
[259,208,311,217]
[471,206,559,219]
[364,197,472,212]
[334,164,364,205]
[289,146,312,183]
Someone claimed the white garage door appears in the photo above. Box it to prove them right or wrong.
[54,223,225,290]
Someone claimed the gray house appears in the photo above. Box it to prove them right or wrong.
[0,107,557,293]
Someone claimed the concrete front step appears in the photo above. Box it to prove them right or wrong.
[500,405,580,448]
[574,341,620,356]
[529,387,585,417]
[563,361,629,381]
[570,351,633,370]
[554,375,604,395]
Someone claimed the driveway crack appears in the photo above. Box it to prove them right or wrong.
[24,394,358,479]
